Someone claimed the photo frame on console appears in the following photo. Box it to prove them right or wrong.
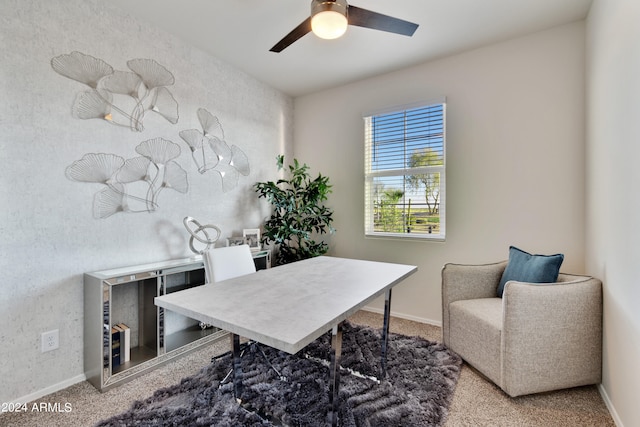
[226,236,245,247]
[243,228,261,251]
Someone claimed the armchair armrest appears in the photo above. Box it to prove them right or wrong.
[441,261,507,344]
[501,276,603,396]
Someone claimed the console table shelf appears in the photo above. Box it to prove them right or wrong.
[84,252,270,391]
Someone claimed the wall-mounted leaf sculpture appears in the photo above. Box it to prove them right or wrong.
[65,153,124,184]
[117,157,152,183]
[229,145,250,176]
[197,108,224,139]
[179,108,250,192]
[94,185,127,219]
[127,58,175,89]
[73,89,113,121]
[52,51,179,132]
[136,137,181,165]
[66,138,188,218]
[163,162,189,193]
[51,51,114,89]
[102,71,142,97]
[150,87,179,124]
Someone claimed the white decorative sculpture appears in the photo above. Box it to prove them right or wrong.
[183,216,221,254]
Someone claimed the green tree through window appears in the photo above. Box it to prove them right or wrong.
[407,148,443,215]
[378,188,405,232]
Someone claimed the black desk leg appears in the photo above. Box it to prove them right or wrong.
[231,333,243,402]
[328,322,343,427]
[380,288,392,379]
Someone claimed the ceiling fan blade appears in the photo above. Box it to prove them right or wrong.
[348,5,418,37]
[270,17,312,52]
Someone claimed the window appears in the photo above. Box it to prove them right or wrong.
[364,100,446,239]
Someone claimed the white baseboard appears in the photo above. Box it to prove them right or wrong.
[10,374,87,405]
[360,306,442,327]
[598,384,624,427]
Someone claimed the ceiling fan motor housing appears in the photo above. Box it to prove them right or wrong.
[311,0,348,16]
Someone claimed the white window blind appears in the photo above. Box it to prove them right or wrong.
[364,101,446,239]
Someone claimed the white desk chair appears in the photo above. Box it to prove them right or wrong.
[203,245,279,379]
[200,244,256,330]
[203,244,256,284]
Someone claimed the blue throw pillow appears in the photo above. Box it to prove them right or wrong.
[497,246,564,297]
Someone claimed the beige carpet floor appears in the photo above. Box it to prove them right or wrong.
[0,310,614,427]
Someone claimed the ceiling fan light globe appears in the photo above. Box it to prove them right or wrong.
[311,11,348,39]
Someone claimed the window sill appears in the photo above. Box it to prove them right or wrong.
[365,232,446,242]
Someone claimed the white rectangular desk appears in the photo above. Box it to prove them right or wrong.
[155,256,417,426]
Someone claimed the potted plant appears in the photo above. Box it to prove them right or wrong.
[254,155,335,265]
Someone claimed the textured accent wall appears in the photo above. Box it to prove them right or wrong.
[0,0,293,402]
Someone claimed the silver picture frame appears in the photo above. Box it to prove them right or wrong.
[243,228,261,251]
[226,236,246,247]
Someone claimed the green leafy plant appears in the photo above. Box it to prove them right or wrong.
[254,155,335,265]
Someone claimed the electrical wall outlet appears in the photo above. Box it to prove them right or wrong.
[41,329,59,352]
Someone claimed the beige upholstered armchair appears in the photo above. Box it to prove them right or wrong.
[441,261,602,397]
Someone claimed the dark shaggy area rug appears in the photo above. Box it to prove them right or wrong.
[96,322,462,427]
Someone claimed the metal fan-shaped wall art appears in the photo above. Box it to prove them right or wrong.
[66,138,188,218]
[52,51,179,132]
[179,108,250,192]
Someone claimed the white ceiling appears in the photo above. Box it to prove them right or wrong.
[108,0,593,97]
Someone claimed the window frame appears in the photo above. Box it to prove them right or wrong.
[363,99,446,241]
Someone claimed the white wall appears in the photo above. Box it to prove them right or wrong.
[0,0,293,403]
[294,22,586,323]
[586,1,640,425]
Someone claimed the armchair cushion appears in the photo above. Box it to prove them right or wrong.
[449,298,503,385]
[497,246,564,297]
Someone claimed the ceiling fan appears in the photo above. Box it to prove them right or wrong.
[270,0,419,52]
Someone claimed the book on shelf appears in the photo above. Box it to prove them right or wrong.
[116,323,131,363]
[111,327,121,367]
[103,324,110,368]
